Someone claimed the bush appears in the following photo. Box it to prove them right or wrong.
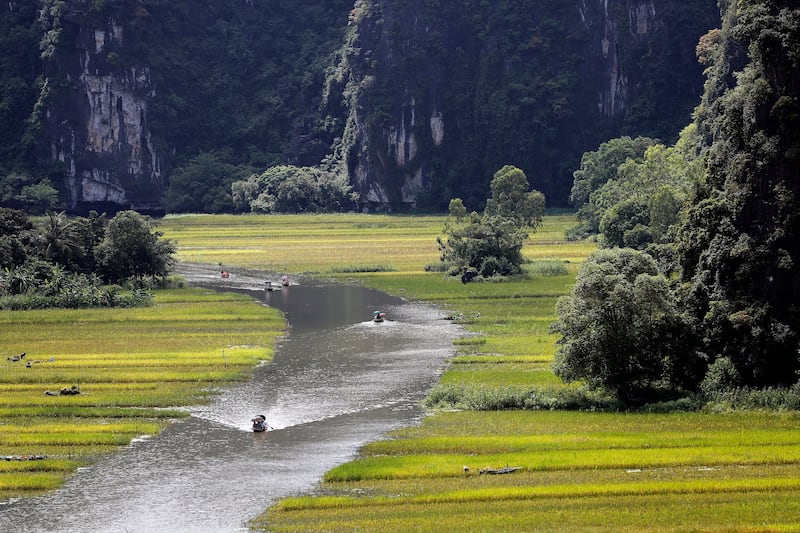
[700,357,741,396]
[424,384,620,411]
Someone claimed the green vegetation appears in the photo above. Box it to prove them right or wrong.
[437,166,545,281]
[0,209,174,309]
[0,1,717,213]
[156,213,800,531]
[559,1,800,405]
[231,165,357,214]
[0,287,283,499]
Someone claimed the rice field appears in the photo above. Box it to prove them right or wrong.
[159,213,595,275]
[31,212,798,532]
[0,287,283,499]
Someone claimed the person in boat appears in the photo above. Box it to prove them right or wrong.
[373,311,386,322]
[220,270,230,279]
[252,415,267,432]
[280,274,289,286]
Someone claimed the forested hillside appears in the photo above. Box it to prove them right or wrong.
[0,0,718,214]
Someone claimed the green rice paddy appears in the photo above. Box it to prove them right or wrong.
[4,212,797,532]
[155,213,800,532]
[0,287,283,498]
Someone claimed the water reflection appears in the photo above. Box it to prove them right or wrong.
[0,264,461,532]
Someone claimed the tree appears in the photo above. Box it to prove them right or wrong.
[231,165,356,214]
[0,208,36,269]
[676,0,800,387]
[39,211,82,267]
[162,152,252,214]
[484,165,545,229]
[439,214,527,279]
[569,136,658,235]
[552,248,697,403]
[95,211,175,282]
[438,166,545,281]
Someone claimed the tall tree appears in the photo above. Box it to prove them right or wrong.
[95,211,175,283]
[439,166,544,280]
[677,0,800,386]
[553,248,696,403]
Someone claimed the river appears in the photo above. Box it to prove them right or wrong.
[0,264,461,532]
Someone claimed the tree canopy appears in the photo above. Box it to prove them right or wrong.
[552,248,696,403]
[676,0,800,387]
[556,0,800,404]
[438,166,545,281]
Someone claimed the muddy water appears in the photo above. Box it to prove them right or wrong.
[0,264,461,533]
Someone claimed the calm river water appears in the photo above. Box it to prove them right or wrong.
[0,264,461,532]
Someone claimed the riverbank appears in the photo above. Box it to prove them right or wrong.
[153,213,800,532]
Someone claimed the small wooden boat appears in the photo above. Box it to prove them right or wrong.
[252,415,268,432]
[264,281,282,291]
[479,466,521,475]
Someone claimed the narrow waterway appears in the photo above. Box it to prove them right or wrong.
[0,264,461,533]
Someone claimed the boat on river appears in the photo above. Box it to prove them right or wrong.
[252,415,268,432]
[264,280,282,291]
[372,311,386,322]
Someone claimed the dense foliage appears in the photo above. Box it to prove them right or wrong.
[231,165,356,214]
[556,0,800,405]
[437,166,544,280]
[677,0,800,387]
[552,248,696,403]
[0,208,174,309]
[0,1,717,214]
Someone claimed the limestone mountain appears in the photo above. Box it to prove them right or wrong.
[0,0,719,214]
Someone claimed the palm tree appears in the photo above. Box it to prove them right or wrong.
[40,211,83,266]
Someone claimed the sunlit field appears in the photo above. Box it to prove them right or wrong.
[157,213,800,532]
[0,288,283,499]
[15,212,795,531]
[159,213,594,274]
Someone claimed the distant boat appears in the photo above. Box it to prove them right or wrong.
[252,415,268,433]
[372,311,386,322]
[264,281,282,291]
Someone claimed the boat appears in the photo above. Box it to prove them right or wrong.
[280,275,290,286]
[264,280,282,291]
[252,415,268,432]
[479,466,521,475]
[372,311,386,322]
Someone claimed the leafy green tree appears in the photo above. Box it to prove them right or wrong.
[0,173,60,214]
[439,215,527,279]
[72,210,107,273]
[598,198,650,248]
[676,0,800,387]
[95,211,175,282]
[162,152,252,214]
[0,208,37,269]
[484,165,545,229]
[552,248,697,403]
[231,165,356,214]
[438,166,545,280]
[569,136,657,235]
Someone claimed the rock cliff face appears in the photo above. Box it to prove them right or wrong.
[42,4,161,214]
[334,0,718,209]
[11,0,718,213]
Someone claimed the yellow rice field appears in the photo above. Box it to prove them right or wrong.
[0,288,284,498]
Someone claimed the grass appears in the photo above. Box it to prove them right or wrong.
[33,211,796,532]
[0,287,283,498]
